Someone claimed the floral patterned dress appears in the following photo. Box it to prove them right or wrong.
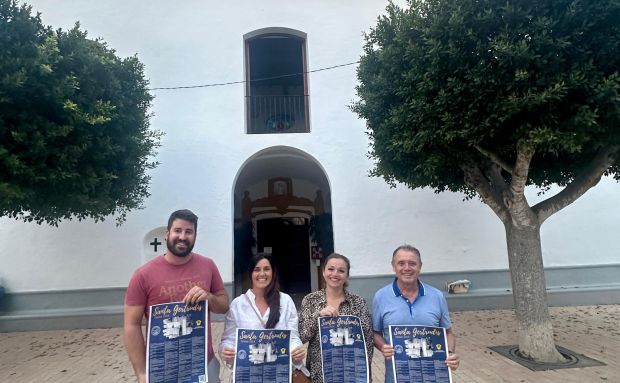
[298,289,373,383]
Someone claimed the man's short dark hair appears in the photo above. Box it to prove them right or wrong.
[167,209,198,231]
[392,244,421,260]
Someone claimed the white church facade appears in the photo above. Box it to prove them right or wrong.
[1,0,619,331]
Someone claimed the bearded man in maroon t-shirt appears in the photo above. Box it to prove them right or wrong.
[123,209,230,383]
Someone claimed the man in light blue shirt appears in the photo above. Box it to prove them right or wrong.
[372,245,460,383]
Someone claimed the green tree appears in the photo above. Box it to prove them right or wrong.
[0,0,161,225]
[353,0,619,363]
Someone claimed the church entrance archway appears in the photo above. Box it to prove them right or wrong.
[232,146,333,305]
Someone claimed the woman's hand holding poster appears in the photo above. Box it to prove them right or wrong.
[318,315,369,383]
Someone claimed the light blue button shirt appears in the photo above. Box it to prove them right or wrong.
[372,279,452,383]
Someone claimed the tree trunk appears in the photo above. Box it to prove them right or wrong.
[505,222,565,363]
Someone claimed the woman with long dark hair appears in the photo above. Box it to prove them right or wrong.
[219,253,306,366]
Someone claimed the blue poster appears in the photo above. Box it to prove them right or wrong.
[233,328,291,383]
[318,315,369,383]
[146,301,208,383]
[389,325,452,383]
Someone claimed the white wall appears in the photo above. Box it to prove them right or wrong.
[1,0,618,293]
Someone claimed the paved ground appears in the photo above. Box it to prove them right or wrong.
[1,304,617,382]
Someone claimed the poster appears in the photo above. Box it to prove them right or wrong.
[318,315,369,383]
[389,325,452,383]
[233,328,292,383]
[146,301,208,383]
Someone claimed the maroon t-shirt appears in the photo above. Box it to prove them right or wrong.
[125,253,225,361]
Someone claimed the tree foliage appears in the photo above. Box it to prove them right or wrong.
[354,0,620,362]
[0,0,161,225]
[354,0,620,200]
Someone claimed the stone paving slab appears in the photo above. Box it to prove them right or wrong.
[1,304,617,382]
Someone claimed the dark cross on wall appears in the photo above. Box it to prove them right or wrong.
[150,238,162,252]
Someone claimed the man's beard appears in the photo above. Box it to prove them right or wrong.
[167,237,194,257]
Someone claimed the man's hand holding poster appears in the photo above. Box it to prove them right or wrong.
[146,301,208,383]
[389,325,453,383]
